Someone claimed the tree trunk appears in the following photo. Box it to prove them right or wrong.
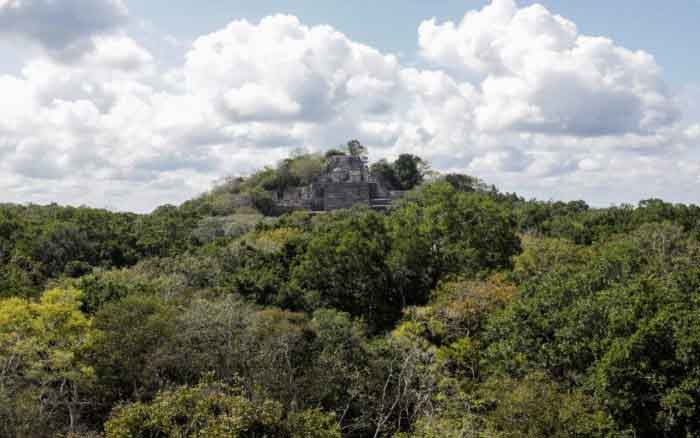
[68,383,79,434]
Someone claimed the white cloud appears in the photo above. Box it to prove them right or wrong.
[577,157,604,172]
[419,0,679,136]
[0,0,128,60]
[0,1,698,211]
[222,83,301,120]
[686,124,700,140]
[184,15,401,124]
[467,148,531,173]
[83,35,154,72]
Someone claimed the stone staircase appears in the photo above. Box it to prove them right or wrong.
[370,197,393,210]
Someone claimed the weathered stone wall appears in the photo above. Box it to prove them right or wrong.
[268,154,402,212]
[324,183,371,211]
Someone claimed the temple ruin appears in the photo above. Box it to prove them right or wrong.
[271,154,403,212]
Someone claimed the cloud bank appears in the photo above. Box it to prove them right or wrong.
[0,0,698,211]
[0,0,128,60]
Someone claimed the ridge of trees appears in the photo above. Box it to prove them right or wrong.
[2,143,700,436]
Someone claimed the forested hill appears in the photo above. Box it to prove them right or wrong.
[3,145,700,437]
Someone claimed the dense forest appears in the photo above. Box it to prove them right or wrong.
[3,143,700,437]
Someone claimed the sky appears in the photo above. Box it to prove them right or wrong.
[0,0,699,212]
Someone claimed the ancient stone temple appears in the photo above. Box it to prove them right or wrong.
[272,154,401,212]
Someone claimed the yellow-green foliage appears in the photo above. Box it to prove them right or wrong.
[247,227,305,253]
[392,276,518,387]
[395,415,484,438]
[0,288,96,383]
[482,372,616,438]
[513,234,591,281]
[399,372,616,438]
[105,381,340,438]
[387,276,521,438]
[288,153,325,185]
[287,408,343,438]
[397,275,517,347]
[0,288,98,436]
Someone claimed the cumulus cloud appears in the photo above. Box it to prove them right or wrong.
[0,0,128,60]
[83,35,154,72]
[0,1,698,211]
[184,15,401,124]
[419,0,678,136]
[467,148,532,173]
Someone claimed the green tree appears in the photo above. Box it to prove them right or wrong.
[92,295,176,406]
[482,373,618,437]
[306,309,370,431]
[135,205,199,258]
[0,288,98,436]
[289,152,325,185]
[370,159,400,190]
[388,182,521,307]
[159,297,313,411]
[105,380,341,438]
[291,208,399,331]
[393,154,427,191]
[32,222,95,278]
[486,223,700,436]
[346,139,367,157]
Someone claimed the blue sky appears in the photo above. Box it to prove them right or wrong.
[0,0,699,211]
